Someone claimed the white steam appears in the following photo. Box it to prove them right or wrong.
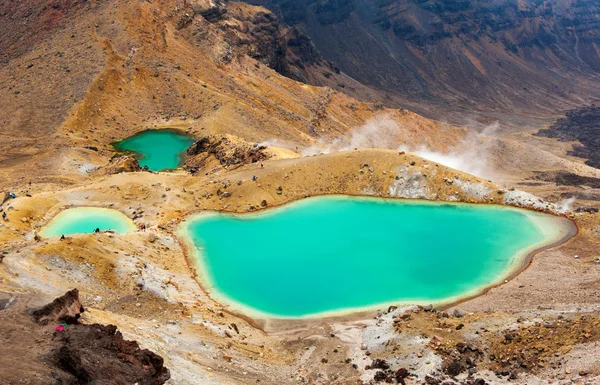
[301,115,404,156]
[298,115,498,178]
[403,123,499,179]
[259,138,300,151]
[556,196,576,213]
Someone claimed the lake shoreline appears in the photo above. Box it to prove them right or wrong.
[112,128,195,172]
[38,207,138,238]
[177,195,577,328]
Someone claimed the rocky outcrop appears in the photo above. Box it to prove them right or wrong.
[105,154,143,174]
[31,288,84,325]
[1,192,12,206]
[502,190,561,213]
[533,170,600,188]
[189,0,227,21]
[54,323,170,385]
[536,107,600,169]
[1,290,170,384]
[176,1,323,83]
[0,294,15,310]
[185,134,269,173]
[388,166,431,199]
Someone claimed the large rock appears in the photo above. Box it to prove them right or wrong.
[1,192,12,206]
[2,290,170,384]
[105,154,143,174]
[189,0,226,20]
[31,288,84,325]
[54,323,170,385]
[185,134,269,173]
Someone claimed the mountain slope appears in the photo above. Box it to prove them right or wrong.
[0,0,463,188]
[248,0,600,121]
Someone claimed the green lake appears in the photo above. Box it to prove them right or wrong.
[113,129,194,171]
[180,196,574,318]
[40,208,137,238]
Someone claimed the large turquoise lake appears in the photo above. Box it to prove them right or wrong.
[113,129,194,171]
[40,208,137,238]
[180,196,573,318]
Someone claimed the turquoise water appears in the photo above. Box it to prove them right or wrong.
[40,208,137,238]
[113,129,194,171]
[181,196,569,318]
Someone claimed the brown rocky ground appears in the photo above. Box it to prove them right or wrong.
[0,289,170,385]
[0,0,461,190]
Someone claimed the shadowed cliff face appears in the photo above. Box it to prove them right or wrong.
[247,0,600,119]
[175,0,327,84]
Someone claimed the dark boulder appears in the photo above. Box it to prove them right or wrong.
[395,368,410,384]
[373,370,389,382]
[54,323,170,385]
[370,358,390,370]
[425,374,441,384]
[31,288,84,325]
[443,359,466,376]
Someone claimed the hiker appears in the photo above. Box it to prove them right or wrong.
[260,163,264,169]
[253,175,257,181]
[9,193,15,199]
[60,235,65,241]
[94,228,100,234]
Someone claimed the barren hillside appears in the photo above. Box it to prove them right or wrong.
[249,0,600,122]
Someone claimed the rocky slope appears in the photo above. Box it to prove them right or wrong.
[180,0,327,83]
[248,0,600,121]
[0,0,460,190]
[0,289,170,385]
[536,106,600,168]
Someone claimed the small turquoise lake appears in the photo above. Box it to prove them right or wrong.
[180,196,574,318]
[40,208,137,238]
[113,129,194,171]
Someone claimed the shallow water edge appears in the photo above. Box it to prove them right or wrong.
[39,207,138,238]
[111,128,194,172]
